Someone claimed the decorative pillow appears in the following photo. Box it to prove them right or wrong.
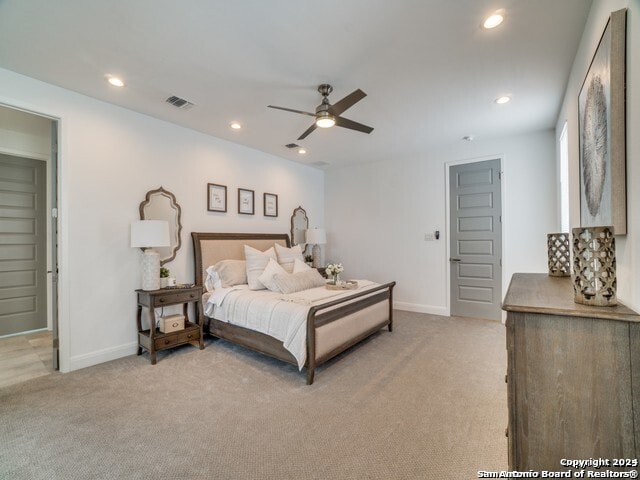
[274,243,304,273]
[258,258,289,292]
[205,260,247,291]
[244,245,276,290]
[293,257,312,274]
[272,269,326,294]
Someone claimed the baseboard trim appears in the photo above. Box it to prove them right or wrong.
[69,342,138,371]
[393,302,448,316]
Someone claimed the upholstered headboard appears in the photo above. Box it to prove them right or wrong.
[191,232,290,287]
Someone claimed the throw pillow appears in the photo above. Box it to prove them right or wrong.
[274,243,304,273]
[244,245,276,290]
[272,269,326,294]
[258,258,289,292]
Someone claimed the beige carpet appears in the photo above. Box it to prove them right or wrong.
[0,311,507,479]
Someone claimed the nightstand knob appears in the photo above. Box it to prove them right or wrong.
[187,334,192,339]
[164,339,170,345]
[189,294,195,298]
[159,298,165,303]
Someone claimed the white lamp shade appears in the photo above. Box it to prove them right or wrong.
[306,228,326,245]
[130,220,170,248]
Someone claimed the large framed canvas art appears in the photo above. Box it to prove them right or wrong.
[578,9,627,234]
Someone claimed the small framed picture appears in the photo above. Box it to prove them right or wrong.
[238,188,255,215]
[207,183,227,212]
[264,193,278,217]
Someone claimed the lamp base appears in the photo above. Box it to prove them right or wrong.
[141,249,160,291]
[312,244,322,268]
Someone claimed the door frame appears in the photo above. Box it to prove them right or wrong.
[0,100,67,370]
[444,154,506,319]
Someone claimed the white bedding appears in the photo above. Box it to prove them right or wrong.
[204,281,378,369]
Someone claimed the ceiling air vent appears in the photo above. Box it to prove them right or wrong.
[165,95,195,110]
[311,161,330,167]
[285,143,299,149]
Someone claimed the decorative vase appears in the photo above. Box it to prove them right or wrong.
[160,277,168,288]
[332,274,340,285]
[572,226,616,306]
[547,232,571,276]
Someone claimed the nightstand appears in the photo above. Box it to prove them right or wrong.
[316,267,327,278]
[136,286,204,364]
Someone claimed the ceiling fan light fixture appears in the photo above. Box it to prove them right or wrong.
[315,113,336,128]
[483,12,504,29]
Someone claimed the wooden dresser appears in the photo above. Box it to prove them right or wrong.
[502,273,640,470]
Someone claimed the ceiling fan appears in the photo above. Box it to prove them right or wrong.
[268,84,374,140]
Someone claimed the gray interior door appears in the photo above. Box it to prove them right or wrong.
[0,154,47,336]
[449,159,502,320]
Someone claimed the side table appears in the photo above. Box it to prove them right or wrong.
[136,285,204,364]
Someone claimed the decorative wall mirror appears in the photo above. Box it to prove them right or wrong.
[139,187,182,265]
[290,206,309,249]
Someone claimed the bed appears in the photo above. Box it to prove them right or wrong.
[192,232,395,384]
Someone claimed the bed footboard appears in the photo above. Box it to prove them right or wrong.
[305,282,395,384]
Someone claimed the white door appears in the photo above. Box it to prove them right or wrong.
[449,159,502,320]
[0,154,47,336]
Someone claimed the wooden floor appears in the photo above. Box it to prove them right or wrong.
[0,330,53,388]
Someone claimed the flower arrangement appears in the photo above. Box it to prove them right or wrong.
[326,263,344,276]
[325,263,344,284]
[160,267,170,278]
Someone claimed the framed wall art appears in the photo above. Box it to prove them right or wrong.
[238,188,255,215]
[207,183,227,212]
[264,193,278,217]
[578,8,627,234]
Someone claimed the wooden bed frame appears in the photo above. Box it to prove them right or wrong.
[192,232,395,384]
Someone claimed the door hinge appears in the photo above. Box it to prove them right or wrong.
[499,171,502,180]
[51,208,58,218]
[500,258,502,267]
[52,338,59,349]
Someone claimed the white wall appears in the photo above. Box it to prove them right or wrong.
[556,0,639,311]
[0,67,324,372]
[325,129,557,315]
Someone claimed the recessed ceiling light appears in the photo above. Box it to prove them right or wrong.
[107,76,124,87]
[483,13,504,29]
[463,135,475,142]
[298,148,307,155]
[495,95,511,104]
[230,122,242,130]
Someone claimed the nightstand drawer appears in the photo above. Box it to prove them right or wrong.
[178,330,200,343]
[154,334,179,350]
[155,291,199,305]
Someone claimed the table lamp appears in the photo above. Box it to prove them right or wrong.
[305,228,326,268]
[131,220,170,290]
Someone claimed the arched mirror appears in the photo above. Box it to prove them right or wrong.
[139,187,182,265]
[290,206,309,249]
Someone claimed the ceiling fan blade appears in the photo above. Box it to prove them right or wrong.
[297,123,318,140]
[329,89,367,116]
[334,116,374,134]
[267,105,316,117]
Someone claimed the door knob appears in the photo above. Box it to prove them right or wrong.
[449,258,461,262]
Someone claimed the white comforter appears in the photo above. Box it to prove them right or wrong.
[204,281,377,369]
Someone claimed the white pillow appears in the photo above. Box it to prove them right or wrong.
[244,245,276,290]
[293,257,312,274]
[274,243,304,273]
[273,269,326,294]
[258,258,288,292]
[205,260,247,291]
